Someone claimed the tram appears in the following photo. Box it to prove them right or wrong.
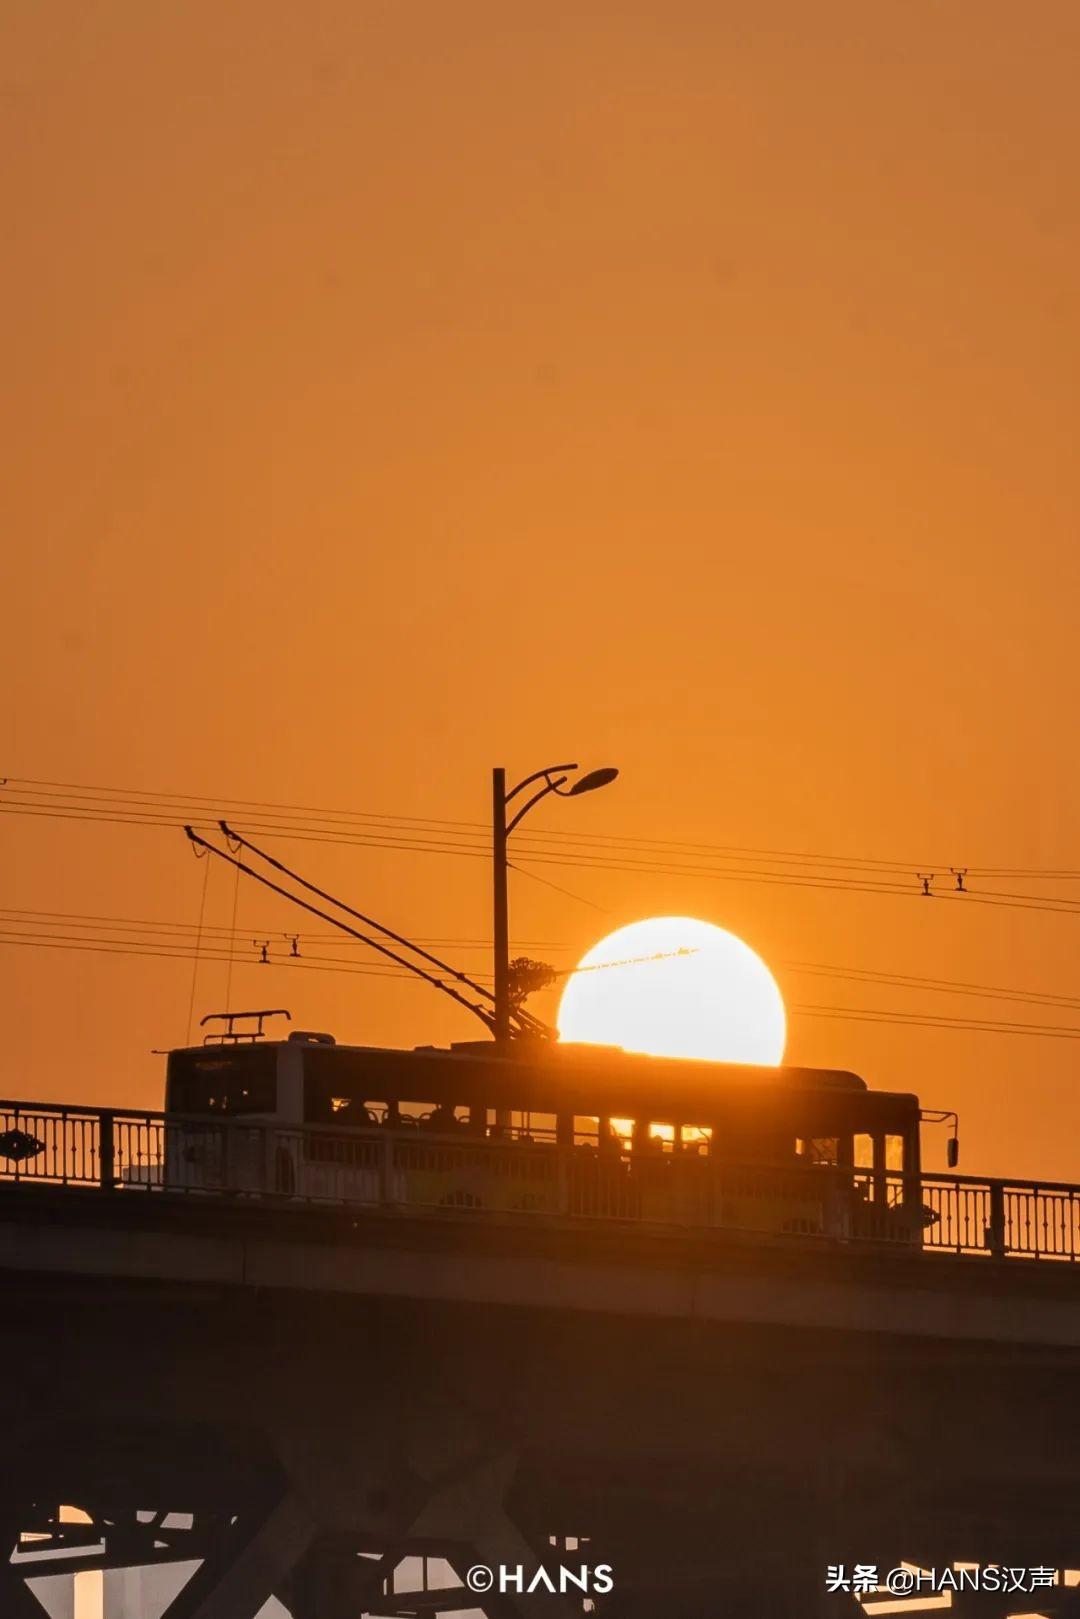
[163,1012,944,1241]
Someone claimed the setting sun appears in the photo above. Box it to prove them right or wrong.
[556,917,787,1065]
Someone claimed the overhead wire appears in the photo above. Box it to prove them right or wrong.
[5,776,1080,883]
[794,1004,1080,1041]
[0,907,564,950]
[783,960,1080,1014]
[507,860,614,914]
[9,797,1080,915]
[0,802,493,860]
[4,928,1080,1042]
[10,909,1080,1015]
[0,930,465,981]
[6,777,1080,1041]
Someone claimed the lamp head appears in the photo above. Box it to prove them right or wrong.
[567,766,619,796]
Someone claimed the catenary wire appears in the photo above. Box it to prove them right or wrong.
[4,930,1080,1041]
[6,776,1080,879]
[8,911,1078,1013]
[10,801,1080,915]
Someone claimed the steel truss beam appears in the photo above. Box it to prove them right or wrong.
[8,1508,229,1582]
[159,1487,316,1619]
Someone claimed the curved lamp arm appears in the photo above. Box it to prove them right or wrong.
[505,776,569,836]
[504,763,618,835]
[504,763,578,804]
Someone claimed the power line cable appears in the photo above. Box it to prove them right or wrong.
[0,930,464,981]
[5,929,1080,1042]
[11,909,1079,1014]
[6,797,1080,916]
[794,1004,1080,1041]
[508,860,614,914]
[6,781,1080,917]
[783,960,1080,1013]
[7,775,1080,878]
[0,907,564,950]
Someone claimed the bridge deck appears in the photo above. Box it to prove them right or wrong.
[3,1096,1080,1260]
[4,1168,1080,1347]
[5,1105,1080,1613]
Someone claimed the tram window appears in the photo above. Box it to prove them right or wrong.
[484,1109,556,1142]
[573,1115,600,1148]
[798,1137,839,1166]
[303,1073,368,1125]
[310,1093,381,1125]
[524,1111,557,1143]
[398,1099,439,1127]
[680,1125,712,1157]
[416,1100,468,1131]
[610,1117,635,1152]
[885,1134,904,1171]
[168,1050,276,1116]
[638,1122,675,1153]
[488,1107,537,1146]
[854,1133,874,1169]
[206,1080,273,1115]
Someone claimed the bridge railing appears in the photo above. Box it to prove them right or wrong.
[2,1100,1078,1262]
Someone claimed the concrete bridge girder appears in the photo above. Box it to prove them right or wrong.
[4,1193,1080,1617]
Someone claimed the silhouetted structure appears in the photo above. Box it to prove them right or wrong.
[1,1034,1077,1616]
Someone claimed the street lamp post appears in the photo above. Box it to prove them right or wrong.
[492,762,619,1044]
[491,766,512,1044]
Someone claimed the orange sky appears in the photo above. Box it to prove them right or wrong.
[2,0,1078,1181]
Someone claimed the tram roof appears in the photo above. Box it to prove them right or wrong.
[439,1040,867,1091]
[203,1033,871,1096]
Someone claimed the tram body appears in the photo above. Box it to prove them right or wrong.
[163,1030,924,1240]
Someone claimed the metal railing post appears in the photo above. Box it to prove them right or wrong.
[99,1112,116,1192]
[379,1132,397,1206]
[987,1183,1007,1259]
[556,1145,570,1216]
[263,1125,277,1196]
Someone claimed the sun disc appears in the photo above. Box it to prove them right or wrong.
[556,916,785,1065]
